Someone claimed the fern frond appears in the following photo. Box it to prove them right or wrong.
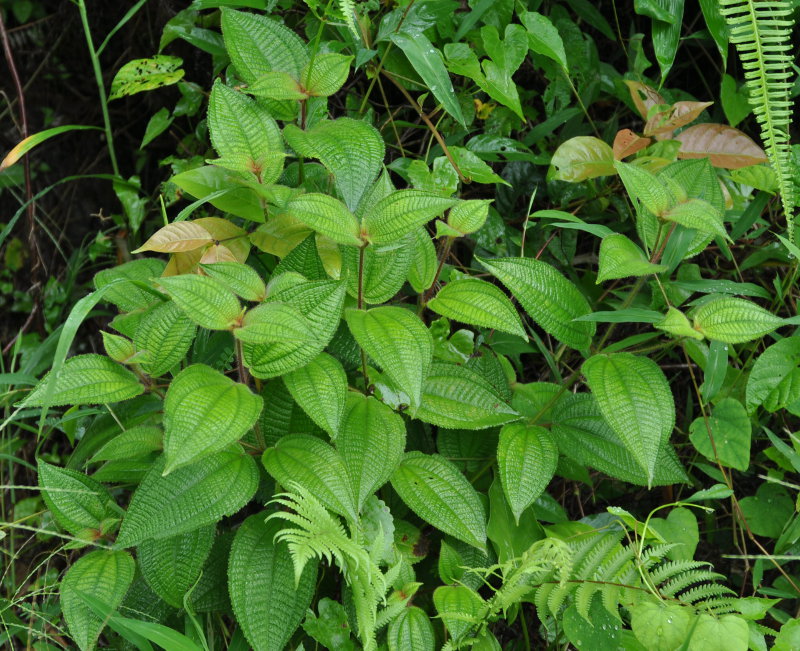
[338,0,360,39]
[720,0,797,238]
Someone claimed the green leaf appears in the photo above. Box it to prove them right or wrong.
[171,166,264,223]
[582,353,675,486]
[109,55,184,100]
[134,301,197,377]
[497,423,557,523]
[98,332,132,365]
[447,199,491,235]
[520,11,569,71]
[550,136,615,182]
[596,233,667,283]
[345,306,433,408]
[229,515,316,651]
[391,31,466,127]
[362,190,457,245]
[283,353,347,437]
[94,258,165,312]
[689,398,751,471]
[285,193,362,246]
[159,274,241,330]
[60,550,135,651]
[1,125,100,171]
[652,0,685,81]
[116,449,258,547]
[739,483,794,538]
[284,118,384,212]
[433,585,485,643]
[163,365,263,473]
[391,452,487,550]
[416,362,518,429]
[428,278,527,339]
[337,393,406,511]
[138,525,215,607]
[24,354,143,407]
[688,614,749,651]
[234,302,313,345]
[615,160,672,216]
[476,25,527,119]
[408,228,438,293]
[630,601,692,651]
[478,256,595,350]
[304,53,352,97]
[341,235,415,304]
[746,337,800,414]
[387,606,435,651]
[654,306,704,340]
[38,460,117,538]
[262,434,356,520]
[200,262,266,302]
[248,71,306,101]
[90,425,162,463]
[693,297,784,344]
[662,199,728,239]
[141,106,172,148]
[563,598,622,650]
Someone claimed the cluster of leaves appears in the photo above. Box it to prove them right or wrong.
[3,0,800,650]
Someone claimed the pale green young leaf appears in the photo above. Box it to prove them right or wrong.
[416,362,518,429]
[337,393,406,511]
[447,199,491,235]
[345,306,433,408]
[428,278,527,339]
[408,227,438,293]
[662,199,728,239]
[478,256,595,350]
[60,550,135,651]
[630,602,692,651]
[520,11,568,71]
[497,423,558,523]
[101,331,135,363]
[391,452,487,550]
[362,190,457,244]
[23,354,143,407]
[550,136,615,182]
[304,53,352,97]
[582,353,676,486]
[163,365,263,473]
[387,606,435,651]
[689,398,751,471]
[596,233,667,283]
[262,434,357,520]
[200,262,266,302]
[284,193,362,246]
[109,55,184,100]
[654,307,704,340]
[139,525,215,607]
[90,425,163,462]
[116,450,258,548]
[132,221,213,254]
[229,515,317,651]
[614,161,672,216]
[746,337,800,414]
[134,301,196,377]
[159,274,241,330]
[693,296,784,343]
[433,585,485,643]
[283,353,347,438]
[234,302,313,345]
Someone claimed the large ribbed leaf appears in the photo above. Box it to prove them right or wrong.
[387,606,435,651]
[362,190,457,244]
[497,423,557,523]
[159,275,241,330]
[693,296,784,343]
[283,353,347,438]
[116,450,258,548]
[234,303,313,345]
[391,452,487,550]
[428,278,527,339]
[24,354,143,407]
[337,393,406,511]
[163,365,263,473]
[345,306,433,408]
[284,193,362,246]
[229,515,317,651]
[746,337,800,414]
[38,460,118,538]
[596,234,667,283]
[94,258,165,311]
[433,585,486,643]
[614,160,672,216]
[283,118,384,212]
[90,426,163,462]
[262,434,356,520]
[583,353,675,487]
[303,53,352,97]
[478,257,595,350]
[408,228,438,293]
[341,234,415,304]
[662,199,728,239]
[134,301,196,377]
[200,262,266,302]
[60,550,135,651]
[416,362,518,429]
[138,525,215,607]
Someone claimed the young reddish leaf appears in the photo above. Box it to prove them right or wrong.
[676,124,768,169]
[612,129,651,160]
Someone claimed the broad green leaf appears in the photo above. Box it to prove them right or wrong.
[132,221,213,253]
[163,365,263,473]
[477,25,527,119]
[387,606,435,651]
[487,478,545,564]
[449,147,507,185]
[614,160,672,216]
[428,278,527,339]
[346,306,433,408]
[109,55,184,100]
[248,71,306,101]
[774,619,800,651]
[337,393,406,511]
[652,0,685,81]
[746,337,800,414]
[497,423,557,523]
[362,190,457,245]
[116,449,258,547]
[693,297,784,344]
[630,601,691,651]
[24,354,143,407]
[38,460,117,538]
[730,164,777,193]
[234,302,313,345]
[141,106,172,148]
[433,585,485,643]
[649,507,699,562]
[285,193,362,246]
[262,434,356,520]
[408,228,437,293]
[391,32,466,127]
[654,306,704,340]
[159,274,241,330]
[689,398,751,471]
[171,165,264,222]
[563,598,622,650]
[97,330,132,365]
[60,550,135,651]
[229,515,316,651]
[596,233,667,283]
[284,118,384,212]
[283,353,347,437]
[94,258,165,311]
[134,301,197,377]
[304,53,352,96]
[688,614,748,651]
[520,11,568,71]
[416,362,518,429]
[582,353,675,486]
[739,483,794,538]
[91,425,163,462]
[478,256,595,350]
[550,136,615,182]
[139,525,215,607]
[662,199,728,239]
[200,262,266,302]
[447,199,491,235]
[341,234,414,304]
[391,452,487,550]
